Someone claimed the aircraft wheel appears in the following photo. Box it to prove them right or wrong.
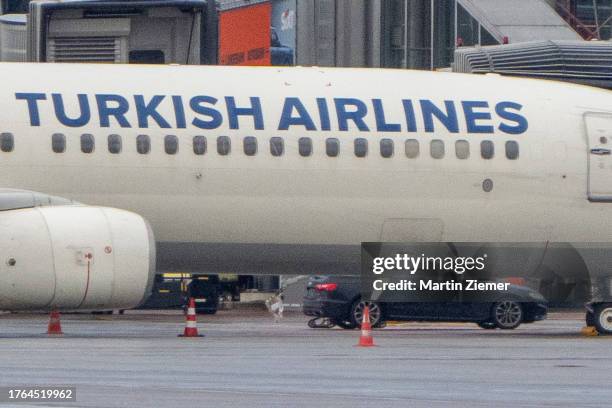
[594,304,612,335]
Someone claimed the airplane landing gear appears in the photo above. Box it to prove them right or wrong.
[593,303,612,335]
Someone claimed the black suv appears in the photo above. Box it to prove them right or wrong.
[303,276,547,330]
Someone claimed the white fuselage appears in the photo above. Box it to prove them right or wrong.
[1,63,612,276]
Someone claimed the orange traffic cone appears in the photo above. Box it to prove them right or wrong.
[179,298,203,338]
[47,310,63,336]
[357,305,375,347]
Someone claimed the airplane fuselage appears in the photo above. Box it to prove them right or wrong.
[1,63,612,276]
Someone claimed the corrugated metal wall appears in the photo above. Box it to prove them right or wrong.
[296,0,381,67]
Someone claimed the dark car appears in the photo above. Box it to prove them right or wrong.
[303,276,547,330]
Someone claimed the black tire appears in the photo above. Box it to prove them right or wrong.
[586,311,596,327]
[593,303,612,335]
[478,321,497,330]
[334,319,357,329]
[349,299,383,328]
[491,300,523,330]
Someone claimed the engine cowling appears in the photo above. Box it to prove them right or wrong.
[0,206,155,311]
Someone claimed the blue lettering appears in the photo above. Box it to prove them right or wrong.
[420,100,459,133]
[496,102,528,135]
[372,99,401,132]
[51,93,90,127]
[334,98,369,132]
[190,96,222,130]
[317,98,331,131]
[225,96,264,130]
[172,95,187,129]
[278,97,316,131]
[135,95,171,129]
[462,101,494,134]
[96,94,131,128]
[16,92,46,126]
[402,100,417,132]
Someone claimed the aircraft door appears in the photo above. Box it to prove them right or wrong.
[586,113,612,202]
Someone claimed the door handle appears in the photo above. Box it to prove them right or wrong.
[591,148,611,155]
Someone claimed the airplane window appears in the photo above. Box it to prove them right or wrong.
[455,140,469,159]
[354,138,368,158]
[52,133,66,153]
[81,134,95,154]
[217,136,231,155]
[481,140,494,159]
[0,132,14,152]
[326,138,339,157]
[137,135,150,155]
[430,139,445,159]
[298,137,312,157]
[405,139,419,158]
[380,138,394,158]
[108,134,122,154]
[193,136,206,155]
[244,136,257,156]
[505,141,519,160]
[165,135,179,155]
[270,137,284,157]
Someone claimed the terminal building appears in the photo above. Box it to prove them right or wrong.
[1,0,609,69]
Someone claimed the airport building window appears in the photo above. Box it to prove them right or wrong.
[193,136,206,155]
[326,138,340,157]
[405,139,419,158]
[380,138,394,158]
[481,140,494,159]
[137,135,151,155]
[244,136,258,156]
[455,140,470,159]
[217,136,231,156]
[430,139,445,159]
[298,137,312,157]
[505,141,519,160]
[270,137,284,156]
[354,138,368,158]
[52,133,66,153]
[80,134,95,154]
[0,132,14,152]
[108,134,122,154]
[165,135,179,155]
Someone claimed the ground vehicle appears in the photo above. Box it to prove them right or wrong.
[303,276,548,330]
[270,26,294,66]
[185,276,220,314]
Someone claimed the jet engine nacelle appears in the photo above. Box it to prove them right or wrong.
[0,206,155,311]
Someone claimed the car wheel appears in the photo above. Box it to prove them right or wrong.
[334,320,357,329]
[586,311,596,327]
[350,299,382,328]
[492,300,523,330]
[477,321,497,330]
[594,304,612,335]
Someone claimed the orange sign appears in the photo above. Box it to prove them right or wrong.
[219,3,271,66]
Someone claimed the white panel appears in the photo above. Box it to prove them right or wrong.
[43,206,114,309]
[104,208,153,309]
[0,209,55,309]
[586,113,612,202]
